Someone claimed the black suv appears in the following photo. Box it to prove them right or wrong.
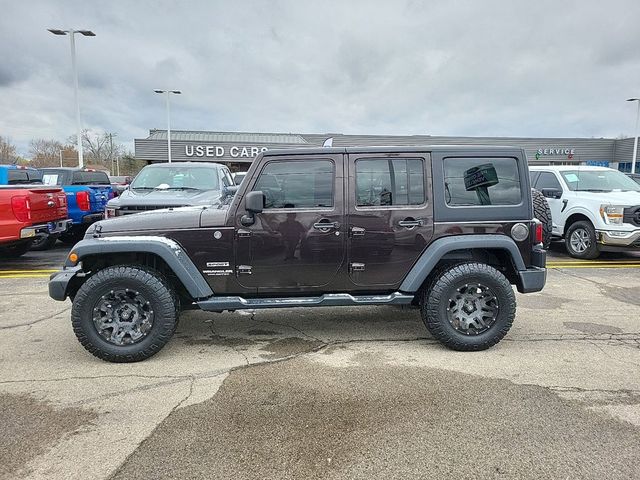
[50,146,546,362]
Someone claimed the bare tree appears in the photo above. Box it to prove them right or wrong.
[0,136,19,163]
[29,138,76,167]
[68,130,124,170]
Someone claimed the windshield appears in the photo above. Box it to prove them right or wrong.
[131,165,220,190]
[561,169,640,192]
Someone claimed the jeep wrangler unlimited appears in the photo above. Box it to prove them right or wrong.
[49,146,546,362]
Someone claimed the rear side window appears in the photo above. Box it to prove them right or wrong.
[355,158,425,207]
[8,170,42,184]
[444,157,521,206]
[72,171,110,185]
[253,160,334,209]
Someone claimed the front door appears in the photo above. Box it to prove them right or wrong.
[234,154,345,293]
[347,153,433,288]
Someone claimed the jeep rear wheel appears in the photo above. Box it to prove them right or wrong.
[565,220,599,259]
[421,262,516,351]
[71,266,178,362]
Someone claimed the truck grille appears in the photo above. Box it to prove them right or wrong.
[623,206,640,227]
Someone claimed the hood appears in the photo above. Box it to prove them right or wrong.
[576,190,640,206]
[88,206,208,235]
[108,187,222,208]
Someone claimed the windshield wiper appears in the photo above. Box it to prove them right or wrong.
[131,186,154,190]
[575,188,611,192]
[165,186,201,191]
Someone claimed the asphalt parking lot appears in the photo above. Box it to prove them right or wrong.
[1,243,639,480]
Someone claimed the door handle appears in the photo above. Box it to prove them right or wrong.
[398,219,423,228]
[313,221,339,231]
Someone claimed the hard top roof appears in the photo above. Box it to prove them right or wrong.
[261,145,524,156]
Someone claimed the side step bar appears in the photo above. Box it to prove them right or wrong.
[197,292,415,311]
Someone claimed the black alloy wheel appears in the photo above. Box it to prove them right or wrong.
[71,265,179,362]
[421,262,516,351]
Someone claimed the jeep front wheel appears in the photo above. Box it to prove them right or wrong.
[421,262,516,351]
[71,266,178,362]
[565,220,599,259]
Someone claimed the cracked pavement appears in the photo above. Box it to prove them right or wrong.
[1,255,640,479]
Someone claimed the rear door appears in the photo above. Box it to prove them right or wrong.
[347,152,433,288]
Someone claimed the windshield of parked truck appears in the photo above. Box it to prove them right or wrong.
[561,169,640,192]
[131,165,220,190]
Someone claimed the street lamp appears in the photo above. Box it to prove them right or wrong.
[48,28,95,169]
[154,89,181,163]
[627,98,640,174]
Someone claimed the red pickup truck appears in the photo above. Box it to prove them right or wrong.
[0,185,71,257]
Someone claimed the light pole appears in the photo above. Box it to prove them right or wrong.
[154,90,181,163]
[48,28,95,169]
[627,98,640,174]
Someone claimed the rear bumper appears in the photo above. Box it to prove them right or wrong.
[20,219,72,239]
[82,213,104,224]
[49,266,83,301]
[516,247,546,293]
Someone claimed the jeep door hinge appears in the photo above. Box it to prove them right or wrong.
[237,265,252,275]
[350,226,365,237]
[237,229,252,238]
[349,262,365,273]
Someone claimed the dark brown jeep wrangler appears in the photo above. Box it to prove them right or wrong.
[49,146,547,362]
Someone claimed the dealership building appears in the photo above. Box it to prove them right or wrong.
[135,129,639,172]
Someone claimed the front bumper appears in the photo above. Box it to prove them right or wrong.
[20,219,72,239]
[49,266,84,301]
[597,229,640,248]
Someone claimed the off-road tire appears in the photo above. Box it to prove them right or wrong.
[0,241,33,258]
[71,265,179,362]
[531,188,552,249]
[421,262,516,351]
[565,220,599,259]
[30,233,59,251]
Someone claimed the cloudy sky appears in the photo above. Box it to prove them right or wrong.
[1,0,639,155]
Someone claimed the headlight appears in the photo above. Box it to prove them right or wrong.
[599,205,624,225]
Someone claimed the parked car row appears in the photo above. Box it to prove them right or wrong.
[0,164,113,255]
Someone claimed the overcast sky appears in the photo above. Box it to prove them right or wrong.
[1,0,639,155]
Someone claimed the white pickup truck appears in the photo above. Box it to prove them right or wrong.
[530,166,640,259]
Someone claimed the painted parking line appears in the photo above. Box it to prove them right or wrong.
[547,262,640,269]
[0,269,59,273]
[0,274,52,279]
[0,269,58,279]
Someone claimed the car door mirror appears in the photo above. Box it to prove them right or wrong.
[541,187,562,199]
[245,190,264,213]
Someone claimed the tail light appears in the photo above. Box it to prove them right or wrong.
[11,196,32,222]
[76,191,91,211]
[534,220,543,244]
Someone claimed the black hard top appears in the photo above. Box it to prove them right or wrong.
[262,145,525,157]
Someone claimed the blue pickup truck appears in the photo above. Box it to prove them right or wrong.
[40,168,113,245]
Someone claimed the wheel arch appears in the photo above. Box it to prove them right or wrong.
[63,237,213,301]
[562,212,594,236]
[399,235,526,294]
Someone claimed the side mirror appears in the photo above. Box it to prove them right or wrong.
[245,190,264,213]
[541,188,562,199]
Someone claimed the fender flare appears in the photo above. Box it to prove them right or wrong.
[64,236,213,299]
[399,234,526,293]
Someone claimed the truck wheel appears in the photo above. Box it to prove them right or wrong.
[421,262,516,351]
[0,241,33,258]
[565,220,599,259]
[71,266,178,362]
[531,188,552,249]
[30,233,59,251]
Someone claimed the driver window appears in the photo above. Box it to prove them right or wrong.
[535,172,562,192]
[252,160,334,209]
